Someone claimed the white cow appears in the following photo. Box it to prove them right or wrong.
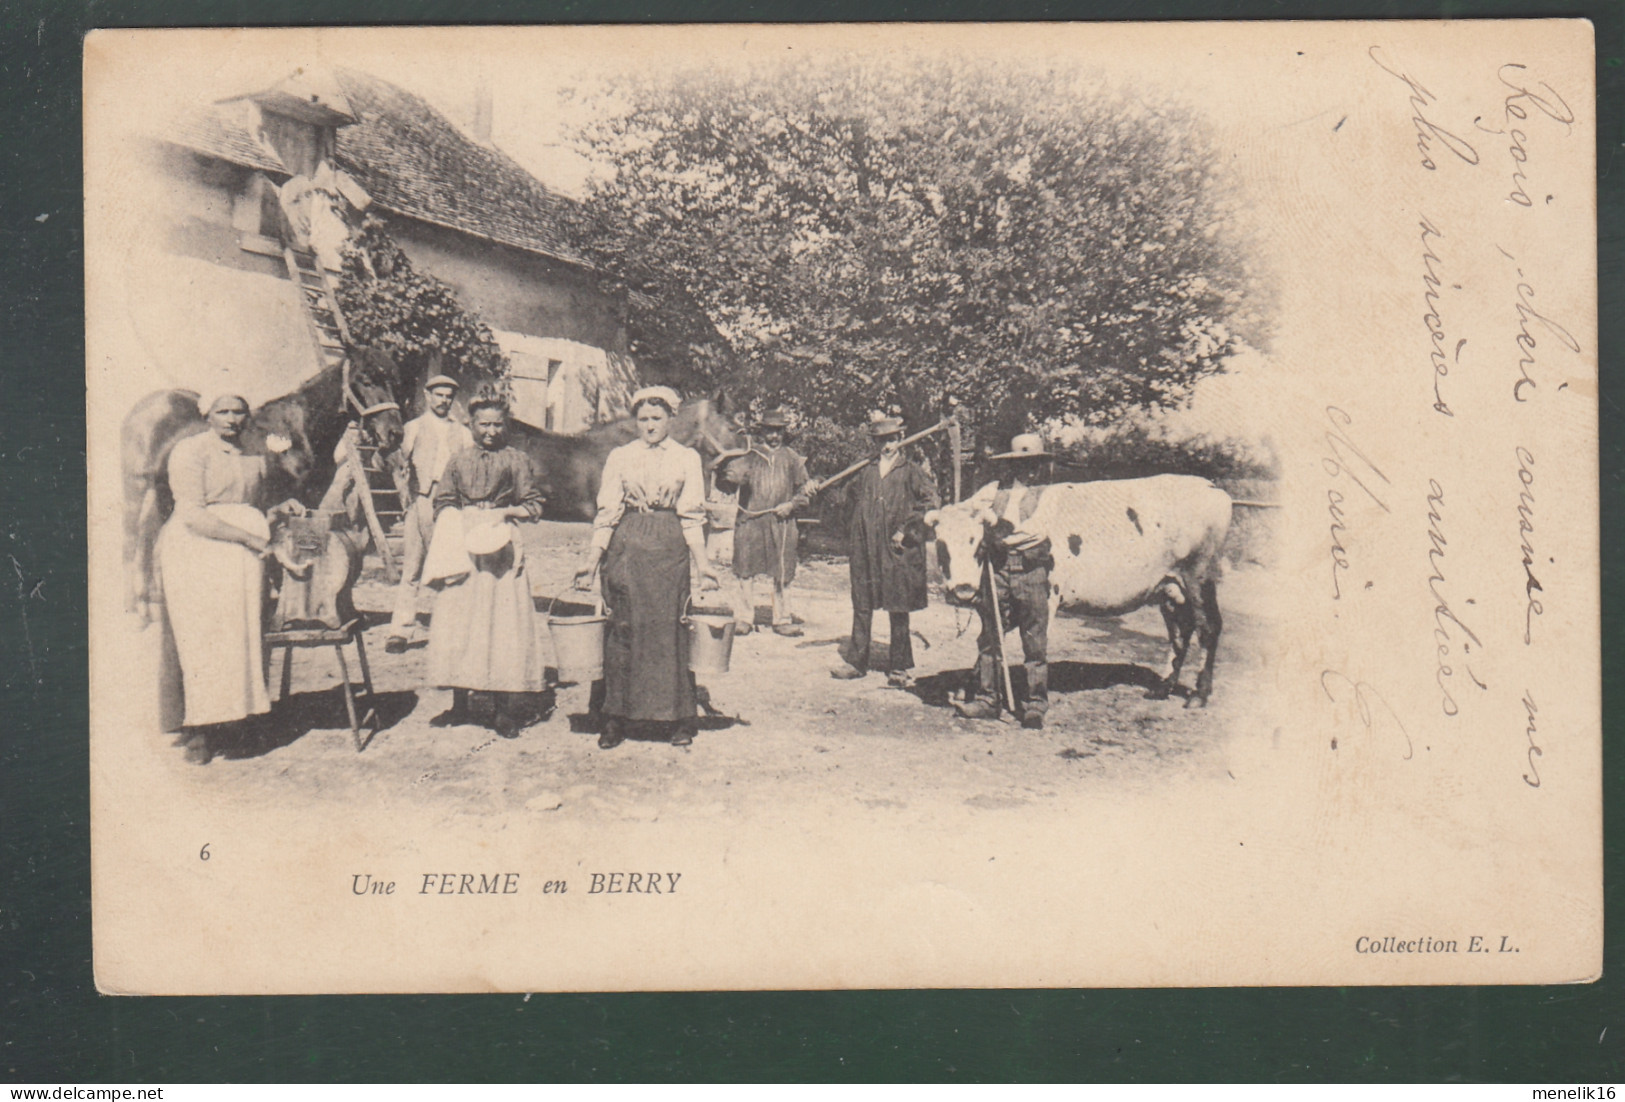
[925,474,1233,706]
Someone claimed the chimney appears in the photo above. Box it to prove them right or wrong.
[469,76,493,145]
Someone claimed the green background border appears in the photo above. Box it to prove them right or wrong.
[3,0,1619,1081]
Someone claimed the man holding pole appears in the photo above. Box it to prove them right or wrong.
[831,415,940,688]
[954,434,1054,729]
[719,408,813,637]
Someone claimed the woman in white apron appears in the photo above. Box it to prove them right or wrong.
[157,395,302,762]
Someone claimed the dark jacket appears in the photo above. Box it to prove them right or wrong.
[721,445,811,585]
[847,459,939,613]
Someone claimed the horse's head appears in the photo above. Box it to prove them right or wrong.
[680,392,744,465]
[349,369,404,455]
[346,349,405,456]
[245,405,316,487]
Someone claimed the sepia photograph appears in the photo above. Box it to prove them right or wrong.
[84,21,1599,994]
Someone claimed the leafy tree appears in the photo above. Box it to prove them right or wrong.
[562,55,1269,452]
[336,214,511,405]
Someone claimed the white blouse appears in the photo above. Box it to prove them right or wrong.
[168,430,265,514]
[401,412,475,497]
[591,437,707,551]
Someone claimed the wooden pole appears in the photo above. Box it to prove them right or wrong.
[984,554,1018,721]
[808,417,954,496]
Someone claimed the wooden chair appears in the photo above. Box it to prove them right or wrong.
[265,619,379,751]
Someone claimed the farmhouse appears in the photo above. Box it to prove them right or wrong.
[128,65,639,430]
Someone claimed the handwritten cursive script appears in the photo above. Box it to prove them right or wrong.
[1420,214,1463,417]
[1515,446,1544,643]
[1324,407,1391,599]
[1369,46,1480,170]
[1497,246,1582,402]
[1321,670,1414,759]
[1521,689,1542,788]
[1426,479,1485,716]
[1474,64,1575,208]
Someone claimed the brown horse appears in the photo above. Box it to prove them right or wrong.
[508,393,742,521]
[121,349,407,624]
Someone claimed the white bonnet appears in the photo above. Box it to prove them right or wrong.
[630,385,682,413]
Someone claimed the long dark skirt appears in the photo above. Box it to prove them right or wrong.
[602,510,695,723]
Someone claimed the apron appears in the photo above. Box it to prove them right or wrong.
[424,508,547,693]
[156,503,271,730]
[602,509,695,722]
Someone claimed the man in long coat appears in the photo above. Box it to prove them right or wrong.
[832,416,940,688]
[720,408,812,637]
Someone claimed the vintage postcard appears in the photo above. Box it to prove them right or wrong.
[85,22,1599,993]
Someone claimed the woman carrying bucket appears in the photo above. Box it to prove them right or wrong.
[574,386,719,750]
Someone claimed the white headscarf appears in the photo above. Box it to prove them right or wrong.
[196,392,249,418]
[196,392,285,451]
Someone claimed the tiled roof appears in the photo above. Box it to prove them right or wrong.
[166,105,287,176]
[159,68,587,269]
[332,69,586,268]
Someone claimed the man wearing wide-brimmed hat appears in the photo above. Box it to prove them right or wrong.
[718,407,812,637]
[955,434,1055,728]
[386,373,475,653]
[832,414,940,688]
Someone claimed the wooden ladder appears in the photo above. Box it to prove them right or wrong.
[356,441,407,534]
[283,245,352,372]
[282,246,404,582]
[341,440,402,585]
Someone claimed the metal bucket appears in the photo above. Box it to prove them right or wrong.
[545,595,606,682]
[686,601,736,674]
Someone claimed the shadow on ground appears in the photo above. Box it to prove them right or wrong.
[206,689,420,759]
[561,678,746,736]
[905,660,1168,710]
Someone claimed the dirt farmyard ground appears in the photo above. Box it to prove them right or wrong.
[173,520,1276,827]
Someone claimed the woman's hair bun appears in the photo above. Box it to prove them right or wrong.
[468,385,508,416]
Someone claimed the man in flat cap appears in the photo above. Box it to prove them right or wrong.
[833,415,940,688]
[955,433,1054,728]
[718,408,813,637]
[386,374,475,653]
